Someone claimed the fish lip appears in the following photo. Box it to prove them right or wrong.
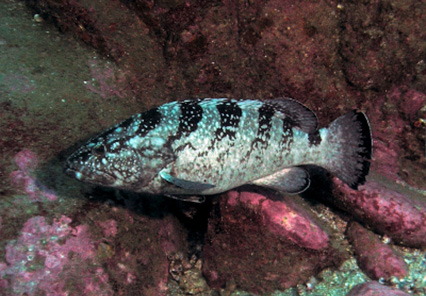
[63,167,83,180]
[63,159,78,176]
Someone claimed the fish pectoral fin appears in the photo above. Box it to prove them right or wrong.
[159,170,215,191]
[164,194,206,203]
[251,167,310,194]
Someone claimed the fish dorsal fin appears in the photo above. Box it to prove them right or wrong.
[264,98,318,134]
[198,98,317,133]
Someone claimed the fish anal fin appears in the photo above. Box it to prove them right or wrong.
[252,167,310,194]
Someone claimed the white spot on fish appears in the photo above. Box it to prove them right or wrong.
[75,172,83,180]
[111,142,120,150]
[128,136,145,149]
[150,137,166,147]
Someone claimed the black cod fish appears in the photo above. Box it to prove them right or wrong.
[64,98,372,202]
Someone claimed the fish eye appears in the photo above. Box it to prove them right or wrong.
[92,144,106,155]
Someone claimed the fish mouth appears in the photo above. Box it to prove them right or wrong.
[63,167,85,181]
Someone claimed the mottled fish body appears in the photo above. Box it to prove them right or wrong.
[65,98,372,199]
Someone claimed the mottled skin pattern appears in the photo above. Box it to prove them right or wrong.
[165,99,314,194]
[65,98,372,196]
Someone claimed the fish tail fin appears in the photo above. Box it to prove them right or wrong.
[320,110,372,189]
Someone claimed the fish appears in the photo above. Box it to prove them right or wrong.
[64,98,372,202]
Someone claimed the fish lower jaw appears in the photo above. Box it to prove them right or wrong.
[64,168,84,181]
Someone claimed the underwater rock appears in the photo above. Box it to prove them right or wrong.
[339,1,426,92]
[394,87,426,120]
[24,0,164,100]
[333,178,426,249]
[346,221,408,280]
[368,96,405,181]
[0,197,189,296]
[227,191,330,250]
[98,219,118,238]
[9,150,58,202]
[346,281,410,296]
[368,87,426,185]
[87,206,188,296]
[114,212,187,295]
[167,252,209,295]
[0,216,113,295]
[202,191,345,294]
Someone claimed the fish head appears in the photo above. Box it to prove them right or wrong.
[65,130,175,192]
[64,136,147,190]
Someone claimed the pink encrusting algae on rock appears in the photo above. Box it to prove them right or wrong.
[346,221,408,280]
[0,215,113,296]
[228,191,329,250]
[203,191,344,293]
[347,281,410,296]
[9,149,58,202]
[13,149,38,171]
[333,178,426,249]
[98,219,118,238]
[261,198,329,250]
[392,86,426,120]
[368,87,426,184]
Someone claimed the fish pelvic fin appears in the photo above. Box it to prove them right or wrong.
[320,110,372,189]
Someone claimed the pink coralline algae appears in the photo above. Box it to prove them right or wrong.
[368,98,406,181]
[333,178,426,249]
[0,215,113,296]
[227,191,329,250]
[347,281,410,296]
[202,191,344,294]
[368,87,426,182]
[9,149,58,202]
[371,139,401,181]
[96,213,187,296]
[393,87,426,120]
[346,221,408,281]
[98,219,118,238]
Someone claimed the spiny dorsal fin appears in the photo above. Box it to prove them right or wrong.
[264,98,318,134]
